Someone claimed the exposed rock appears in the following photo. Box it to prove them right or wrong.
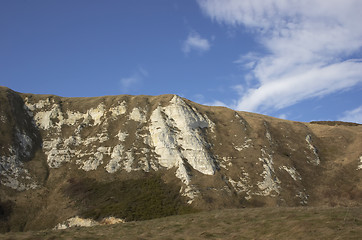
[54,216,98,230]
[305,134,320,165]
[129,107,147,122]
[0,90,41,191]
[280,166,302,181]
[147,96,217,199]
[53,216,125,230]
[256,149,280,196]
[99,217,125,225]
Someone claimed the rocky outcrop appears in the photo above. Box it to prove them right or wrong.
[0,88,42,191]
[53,216,124,230]
[16,93,217,201]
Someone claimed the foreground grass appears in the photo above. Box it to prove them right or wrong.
[1,207,361,240]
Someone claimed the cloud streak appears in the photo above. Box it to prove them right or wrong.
[182,31,211,54]
[339,105,362,124]
[120,67,148,93]
[197,0,362,113]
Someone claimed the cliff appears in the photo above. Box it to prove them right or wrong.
[0,86,361,232]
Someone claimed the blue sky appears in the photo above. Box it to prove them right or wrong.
[1,0,362,123]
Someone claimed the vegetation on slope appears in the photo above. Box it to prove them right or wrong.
[310,121,361,126]
[64,174,196,222]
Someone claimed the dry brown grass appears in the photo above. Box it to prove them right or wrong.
[1,207,361,240]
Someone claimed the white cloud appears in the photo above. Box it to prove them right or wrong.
[339,105,362,124]
[203,100,228,107]
[236,60,362,112]
[120,67,148,93]
[182,31,211,54]
[197,0,362,113]
[278,114,287,120]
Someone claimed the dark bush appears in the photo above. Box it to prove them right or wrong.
[64,174,196,221]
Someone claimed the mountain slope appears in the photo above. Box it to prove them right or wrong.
[0,86,361,232]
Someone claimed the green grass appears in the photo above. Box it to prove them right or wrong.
[1,207,361,240]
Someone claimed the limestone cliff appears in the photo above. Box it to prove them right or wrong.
[0,86,361,232]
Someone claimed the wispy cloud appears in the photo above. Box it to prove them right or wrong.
[120,67,148,93]
[197,0,362,114]
[339,105,362,124]
[278,114,288,120]
[203,100,228,107]
[182,31,211,54]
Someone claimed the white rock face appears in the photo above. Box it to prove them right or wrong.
[0,154,38,191]
[129,107,147,122]
[148,96,216,201]
[54,216,98,229]
[105,144,124,173]
[166,96,215,174]
[105,146,150,173]
[110,101,127,117]
[234,138,252,151]
[117,131,128,141]
[26,100,107,131]
[26,98,144,174]
[88,103,105,125]
[13,95,306,203]
[256,149,280,196]
[0,129,38,190]
[149,106,183,169]
[25,99,112,170]
[149,96,215,175]
[79,152,104,171]
[99,217,125,225]
[34,104,62,130]
[218,156,233,170]
[264,123,272,143]
[296,191,309,205]
[358,156,362,170]
[227,169,252,200]
[43,138,72,168]
[123,151,134,172]
[305,135,320,165]
[24,96,217,187]
[54,216,125,230]
[148,96,216,199]
[280,166,302,181]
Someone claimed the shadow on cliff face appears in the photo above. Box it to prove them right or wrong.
[0,200,13,233]
[1,88,40,156]
[9,88,44,160]
[0,87,48,232]
[0,87,46,176]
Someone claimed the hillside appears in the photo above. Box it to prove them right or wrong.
[1,207,361,240]
[0,86,361,232]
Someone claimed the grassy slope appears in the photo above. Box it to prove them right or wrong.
[0,207,361,240]
[64,174,196,221]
